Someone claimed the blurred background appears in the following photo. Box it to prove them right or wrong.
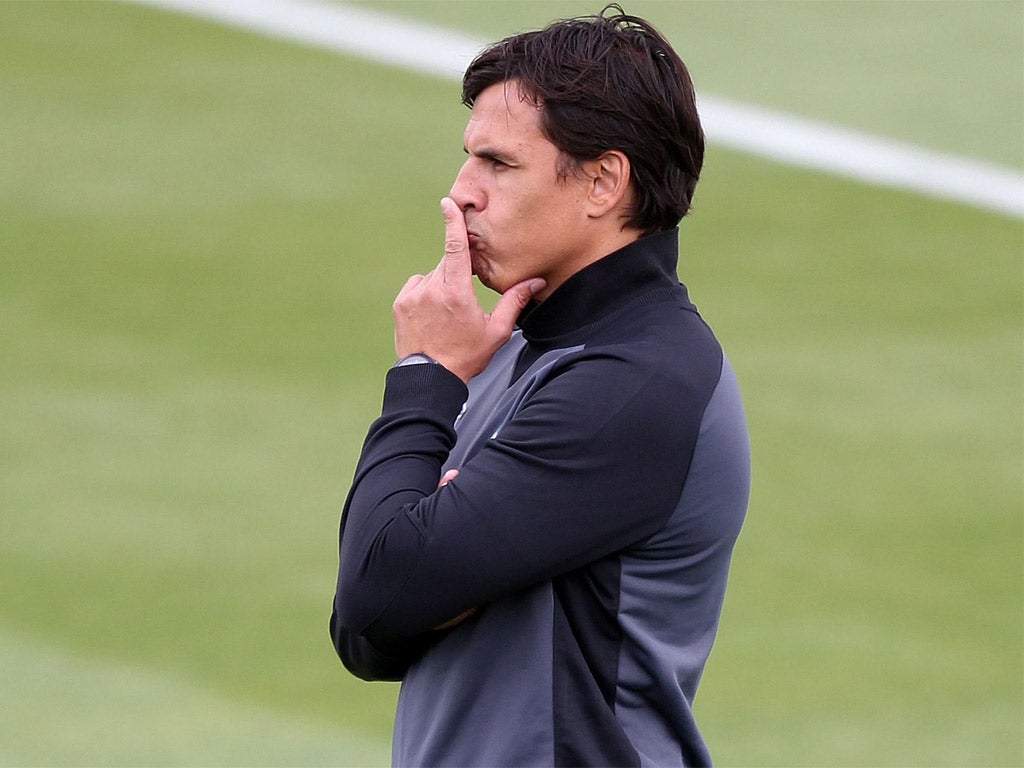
[1,0,1021,764]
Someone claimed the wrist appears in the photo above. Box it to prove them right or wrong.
[394,352,440,368]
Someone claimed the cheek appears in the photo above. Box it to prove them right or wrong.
[485,178,571,258]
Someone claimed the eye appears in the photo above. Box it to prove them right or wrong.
[491,158,509,170]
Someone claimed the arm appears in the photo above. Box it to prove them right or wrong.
[329,607,425,682]
[332,346,701,647]
[330,199,543,678]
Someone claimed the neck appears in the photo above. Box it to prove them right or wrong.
[534,224,643,302]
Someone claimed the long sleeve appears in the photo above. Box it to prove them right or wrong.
[330,362,467,678]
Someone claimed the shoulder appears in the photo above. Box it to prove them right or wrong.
[557,294,725,409]
[511,339,722,464]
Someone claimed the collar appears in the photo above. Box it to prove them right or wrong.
[517,228,683,344]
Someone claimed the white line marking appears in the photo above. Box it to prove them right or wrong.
[699,96,1024,218]
[128,0,1024,218]
[130,0,483,80]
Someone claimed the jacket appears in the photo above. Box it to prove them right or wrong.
[331,229,750,766]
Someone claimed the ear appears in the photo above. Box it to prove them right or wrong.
[581,150,631,219]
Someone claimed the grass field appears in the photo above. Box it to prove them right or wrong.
[1,1,1021,765]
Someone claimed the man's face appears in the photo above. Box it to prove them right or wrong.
[448,81,594,301]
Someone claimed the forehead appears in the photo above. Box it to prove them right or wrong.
[463,81,547,148]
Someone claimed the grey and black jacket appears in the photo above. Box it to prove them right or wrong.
[331,229,751,767]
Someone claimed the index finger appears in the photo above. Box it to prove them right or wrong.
[440,197,472,285]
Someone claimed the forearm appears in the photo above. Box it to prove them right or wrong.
[332,363,469,643]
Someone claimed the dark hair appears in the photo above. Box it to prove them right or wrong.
[462,4,704,234]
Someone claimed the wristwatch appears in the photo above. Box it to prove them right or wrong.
[394,353,440,367]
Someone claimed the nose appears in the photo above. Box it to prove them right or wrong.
[448,159,484,214]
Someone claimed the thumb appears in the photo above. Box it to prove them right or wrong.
[488,277,546,336]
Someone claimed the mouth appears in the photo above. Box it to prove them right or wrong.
[466,232,483,275]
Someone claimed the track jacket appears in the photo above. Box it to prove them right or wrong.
[331,229,750,766]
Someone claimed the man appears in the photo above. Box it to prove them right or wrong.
[331,7,750,766]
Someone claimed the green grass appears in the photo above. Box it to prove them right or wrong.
[1,1,1021,765]
[0,627,389,766]
[684,153,1022,764]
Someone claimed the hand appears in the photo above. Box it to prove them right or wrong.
[433,607,478,631]
[433,467,477,630]
[392,198,546,383]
